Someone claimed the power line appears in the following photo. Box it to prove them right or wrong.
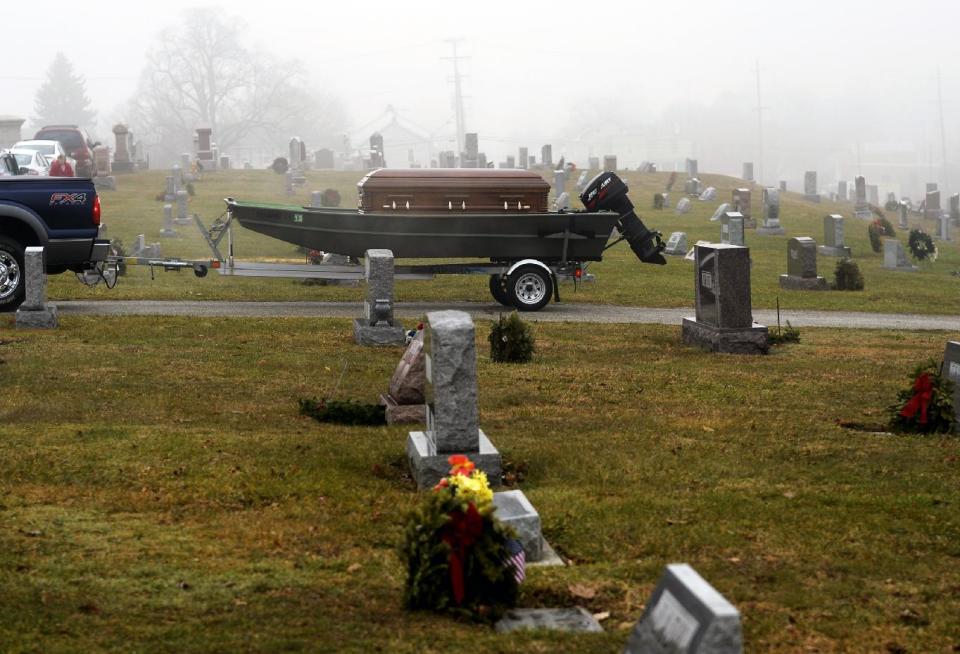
[441,38,468,156]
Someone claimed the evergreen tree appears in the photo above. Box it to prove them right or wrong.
[32,53,96,127]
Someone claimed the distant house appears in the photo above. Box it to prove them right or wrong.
[352,108,436,168]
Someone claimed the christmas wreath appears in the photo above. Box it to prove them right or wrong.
[907,229,937,262]
[889,362,956,434]
[402,456,520,619]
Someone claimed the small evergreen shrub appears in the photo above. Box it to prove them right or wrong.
[489,312,535,363]
[833,258,864,290]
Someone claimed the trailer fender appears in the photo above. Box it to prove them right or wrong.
[504,258,551,278]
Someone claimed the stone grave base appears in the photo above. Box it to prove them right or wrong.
[407,430,502,490]
[882,263,918,273]
[682,318,769,355]
[495,608,603,634]
[93,176,116,191]
[818,245,852,257]
[15,306,58,329]
[779,275,828,290]
[803,194,821,203]
[353,319,406,346]
[379,394,426,425]
[756,226,786,236]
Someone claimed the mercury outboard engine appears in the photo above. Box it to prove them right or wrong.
[579,172,666,265]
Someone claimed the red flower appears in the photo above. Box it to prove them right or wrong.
[900,372,934,425]
[448,454,475,476]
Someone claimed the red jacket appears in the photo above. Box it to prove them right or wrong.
[50,160,74,177]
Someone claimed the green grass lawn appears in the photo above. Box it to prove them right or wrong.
[1,316,958,652]
[46,168,960,315]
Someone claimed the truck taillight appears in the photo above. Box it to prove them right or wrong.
[92,195,101,226]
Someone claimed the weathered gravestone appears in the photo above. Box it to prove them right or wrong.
[699,187,718,202]
[664,232,688,256]
[853,176,871,218]
[732,188,752,224]
[676,197,692,215]
[686,158,698,177]
[681,243,769,355]
[553,170,567,198]
[379,330,427,424]
[938,212,951,241]
[15,247,58,329]
[803,171,820,202]
[111,123,134,173]
[175,190,190,225]
[720,212,745,246]
[942,342,960,432]
[926,189,942,221]
[818,214,852,257]
[518,147,528,170]
[624,563,743,654]
[779,180,787,193]
[742,162,754,182]
[497,607,603,634]
[310,191,324,208]
[951,193,960,226]
[898,201,909,230]
[867,185,879,206]
[882,239,918,272]
[588,156,600,170]
[160,204,177,238]
[757,188,785,235]
[406,311,502,489]
[196,127,214,168]
[684,178,702,196]
[164,175,175,202]
[709,203,730,222]
[779,237,827,290]
[927,182,939,193]
[314,148,335,169]
[604,155,618,172]
[353,249,406,346]
[541,144,553,168]
[838,180,848,202]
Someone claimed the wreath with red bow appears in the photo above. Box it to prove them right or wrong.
[889,362,956,434]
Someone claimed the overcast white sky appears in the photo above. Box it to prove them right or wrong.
[3,0,958,178]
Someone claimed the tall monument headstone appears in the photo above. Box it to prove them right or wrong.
[757,188,785,235]
[15,247,58,329]
[406,311,502,489]
[803,171,820,202]
[111,124,134,173]
[353,249,406,346]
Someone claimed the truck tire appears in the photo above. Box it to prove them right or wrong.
[0,236,25,312]
[488,274,511,306]
[506,264,553,312]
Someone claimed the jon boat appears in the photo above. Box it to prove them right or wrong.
[225,169,666,265]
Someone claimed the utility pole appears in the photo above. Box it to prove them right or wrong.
[442,39,468,158]
[937,67,950,196]
[754,59,768,186]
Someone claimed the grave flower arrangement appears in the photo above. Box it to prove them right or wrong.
[402,455,519,619]
[889,361,956,434]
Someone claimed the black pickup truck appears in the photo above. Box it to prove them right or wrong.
[0,176,110,310]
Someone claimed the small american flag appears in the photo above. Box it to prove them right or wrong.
[505,538,526,584]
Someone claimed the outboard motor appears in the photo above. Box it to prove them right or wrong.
[580,172,666,265]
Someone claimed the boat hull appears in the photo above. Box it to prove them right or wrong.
[227,200,620,261]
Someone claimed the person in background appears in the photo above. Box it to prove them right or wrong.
[50,153,74,177]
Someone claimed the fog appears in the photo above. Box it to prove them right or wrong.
[4,0,959,197]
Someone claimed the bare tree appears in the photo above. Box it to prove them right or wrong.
[129,7,345,163]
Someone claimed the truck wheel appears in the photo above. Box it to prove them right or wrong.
[0,237,25,312]
[506,265,553,312]
[488,274,511,306]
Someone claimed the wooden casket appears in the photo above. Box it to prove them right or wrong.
[357,168,551,214]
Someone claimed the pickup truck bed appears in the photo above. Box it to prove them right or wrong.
[0,176,109,310]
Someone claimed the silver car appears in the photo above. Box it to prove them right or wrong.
[13,139,72,169]
[7,149,51,175]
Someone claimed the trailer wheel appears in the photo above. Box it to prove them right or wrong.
[0,236,25,312]
[193,264,208,278]
[506,265,553,312]
[488,274,511,306]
